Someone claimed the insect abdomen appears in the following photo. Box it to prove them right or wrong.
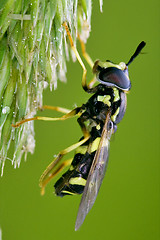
[54,170,86,196]
[54,152,94,197]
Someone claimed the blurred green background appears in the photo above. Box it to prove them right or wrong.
[0,0,159,239]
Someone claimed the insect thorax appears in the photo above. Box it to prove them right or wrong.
[82,84,127,128]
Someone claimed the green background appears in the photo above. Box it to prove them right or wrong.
[0,1,160,239]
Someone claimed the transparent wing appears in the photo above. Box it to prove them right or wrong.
[75,110,113,231]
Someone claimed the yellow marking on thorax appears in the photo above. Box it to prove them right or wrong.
[91,137,101,153]
[96,124,101,130]
[97,95,111,107]
[76,145,88,155]
[113,88,120,102]
[69,177,86,186]
[111,107,120,122]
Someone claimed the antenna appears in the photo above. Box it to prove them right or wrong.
[126,41,146,66]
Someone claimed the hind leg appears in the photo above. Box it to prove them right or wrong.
[39,131,90,195]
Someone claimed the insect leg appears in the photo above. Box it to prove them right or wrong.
[77,34,94,69]
[40,158,73,195]
[12,107,82,128]
[87,77,97,89]
[77,37,97,89]
[63,22,95,93]
[39,131,90,194]
[41,105,71,114]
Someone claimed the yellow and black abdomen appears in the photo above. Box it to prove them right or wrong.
[54,126,103,196]
[54,151,95,196]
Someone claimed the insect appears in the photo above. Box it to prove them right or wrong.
[12,22,146,230]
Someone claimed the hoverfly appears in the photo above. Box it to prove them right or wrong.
[12,22,146,230]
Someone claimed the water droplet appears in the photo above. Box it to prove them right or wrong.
[2,106,10,114]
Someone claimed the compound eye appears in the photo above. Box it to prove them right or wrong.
[98,67,131,91]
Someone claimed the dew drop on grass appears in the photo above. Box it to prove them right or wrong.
[2,106,10,114]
